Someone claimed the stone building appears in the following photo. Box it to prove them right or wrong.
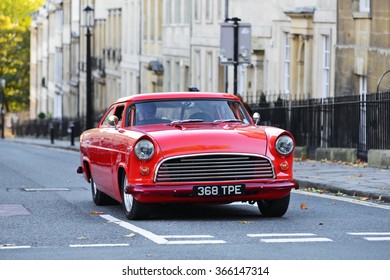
[34,0,390,131]
[335,0,390,96]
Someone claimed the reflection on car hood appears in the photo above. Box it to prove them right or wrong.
[136,123,268,157]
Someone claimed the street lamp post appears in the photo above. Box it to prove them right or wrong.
[0,78,6,139]
[83,5,94,130]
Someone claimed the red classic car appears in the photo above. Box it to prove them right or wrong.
[77,92,298,219]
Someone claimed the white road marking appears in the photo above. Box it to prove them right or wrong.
[347,232,390,241]
[293,189,390,210]
[0,246,31,250]
[23,188,70,192]
[160,235,214,238]
[100,214,226,245]
[166,240,226,245]
[347,232,390,235]
[247,233,333,243]
[365,237,390,241]
[247,233,316,237]
[260,237,333,243]
[69,243,129,248]
[100,214,168,244]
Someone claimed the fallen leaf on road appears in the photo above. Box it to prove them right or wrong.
[90,211,104,215]
[358,196,371,201]
[336,191,345,196]
[125,233,135,238]
[303,187,326,194]
[300,202,308,210]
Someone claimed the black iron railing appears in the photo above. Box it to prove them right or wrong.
[250,92,390,160]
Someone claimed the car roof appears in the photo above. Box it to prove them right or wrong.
[114,92,241,104]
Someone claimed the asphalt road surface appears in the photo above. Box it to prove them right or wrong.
[1,141,389,260]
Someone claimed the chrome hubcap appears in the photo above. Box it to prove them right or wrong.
[92,179,97,197]
[123,176,133,212]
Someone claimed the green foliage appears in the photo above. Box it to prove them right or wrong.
[0,0,44,112]
[0,0,44,27]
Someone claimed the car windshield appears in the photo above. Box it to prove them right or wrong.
[131,99,251,126]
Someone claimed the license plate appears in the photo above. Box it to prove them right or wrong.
[193,184,245,196]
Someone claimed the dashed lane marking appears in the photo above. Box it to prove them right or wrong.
[0,245,31,250]
[161,235,226,245]
[69,243,130,248]
[247,233,333,243]
[347,232,390,241]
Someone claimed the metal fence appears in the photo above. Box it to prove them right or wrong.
[14,118,82,141]
[249,92,390,160]
[13,92,390,161]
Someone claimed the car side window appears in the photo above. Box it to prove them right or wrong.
[101,105,125,127]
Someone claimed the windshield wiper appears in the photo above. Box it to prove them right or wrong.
[169,119,204,125]
[213,119,242,123]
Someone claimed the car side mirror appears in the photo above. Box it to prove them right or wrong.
[108,115,119,129]
[253,112,261,125]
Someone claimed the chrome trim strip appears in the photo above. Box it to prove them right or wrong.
[154,152,275,183]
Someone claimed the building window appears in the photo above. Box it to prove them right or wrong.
[55,49,63,86]
[165,60,171,91]
[175,61,180,91]
[54,92,62,119]
[283,33,290,94]
[217,0,224,21]
[205,0,213,22]
[194,0,201,22]
[194,50,201,88]
[175,0,181,23]
[359,0,370,13]
[166,0,172,24]
[206,51,213,91]
[55,9,63,33]
[157,0,162,41]
[322,34,330,98]
[184,0,191,23]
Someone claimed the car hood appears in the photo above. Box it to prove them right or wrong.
[136,123,268,157]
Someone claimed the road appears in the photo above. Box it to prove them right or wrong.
[0,141,389,260]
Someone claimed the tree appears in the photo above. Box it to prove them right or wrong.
[0,0,44,112]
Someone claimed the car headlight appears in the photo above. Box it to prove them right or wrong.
[275,135,294,155]
[135,139,155,160]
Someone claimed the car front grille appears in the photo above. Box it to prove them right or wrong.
[155,154,274,183]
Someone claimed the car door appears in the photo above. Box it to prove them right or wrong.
[92,105,125,196]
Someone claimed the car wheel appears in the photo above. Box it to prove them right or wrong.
[121,173,150,220]
[91,176,115,205]
[257,194,290,217]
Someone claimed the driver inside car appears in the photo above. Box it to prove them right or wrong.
[136,102,159,125]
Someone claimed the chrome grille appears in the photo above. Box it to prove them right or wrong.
[155,154,274,182]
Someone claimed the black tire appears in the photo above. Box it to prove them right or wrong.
[121,173,150,220]
[257,194,290,217]
[91,176,116,205]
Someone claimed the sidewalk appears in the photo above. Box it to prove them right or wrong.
[4,137,390,203]
[294,159,390,203]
